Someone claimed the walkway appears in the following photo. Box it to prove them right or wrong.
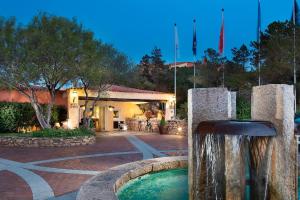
[0,133,188,200]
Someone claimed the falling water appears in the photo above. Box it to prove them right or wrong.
[192,120,276,200]
[193,133,225,200]
[225,135,246,200]
[249,136,273,200]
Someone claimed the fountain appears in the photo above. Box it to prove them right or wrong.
[189,85,297,200]
[192,120,276,199]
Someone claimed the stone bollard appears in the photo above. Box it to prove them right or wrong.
[252,84,297,200]
[188,88,236,200]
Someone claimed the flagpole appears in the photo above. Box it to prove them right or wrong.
[174,23,177,119]
[258,0,261,86]
[193,19,197,89]
[293,0,297,113]
[193,56,196,89]
[292,2,298,194]
[221,9,225,88]
[293,2,298,194]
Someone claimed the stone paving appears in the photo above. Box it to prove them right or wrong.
[0,133,188,200]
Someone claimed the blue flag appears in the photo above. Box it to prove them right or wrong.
[192,19,197,56]
[257,0,261,43]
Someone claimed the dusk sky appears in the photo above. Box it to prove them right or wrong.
[0,0,294,63]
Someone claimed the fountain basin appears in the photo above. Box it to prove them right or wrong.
[117,169,300,200]
[117,168,188,200]
[197,120,277,136]
[76,156,187,200]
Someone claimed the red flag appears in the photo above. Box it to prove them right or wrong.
[218,9,225,55]
[202,57,207,65]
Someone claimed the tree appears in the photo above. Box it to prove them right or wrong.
[195,48,225,87]
[136,47,172,92]
[74,36,132,128]
[232,44,251,70]
[251,21,300,85]
[0,14,84,129]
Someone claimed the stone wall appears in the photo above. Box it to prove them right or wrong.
[126,118,159,132]
[0,135,96,147]
[188,88,236,200]
[165,120,187,136]
[126,118,187,135]
[252,84,297,200]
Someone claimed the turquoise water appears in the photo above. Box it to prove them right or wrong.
[117,169,300,200]
[117,168,188,200]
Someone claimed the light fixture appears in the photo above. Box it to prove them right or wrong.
[177,127,182,132]
[71,90,78,104]
[108,106,114,112]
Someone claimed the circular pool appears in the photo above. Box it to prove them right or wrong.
[117,168,188,200]
[117,168,300,200]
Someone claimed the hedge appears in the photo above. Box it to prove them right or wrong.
[0,102,67,133]
[237,97,251,120]
[31,128,95,138]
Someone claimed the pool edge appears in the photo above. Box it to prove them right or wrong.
[76,156,188,200]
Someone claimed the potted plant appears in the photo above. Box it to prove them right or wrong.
[159,116,167,134]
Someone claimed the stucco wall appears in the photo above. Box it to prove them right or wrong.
[0,89,68,107]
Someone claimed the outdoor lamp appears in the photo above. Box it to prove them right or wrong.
[71,90,78,104]
[108,106,114,112]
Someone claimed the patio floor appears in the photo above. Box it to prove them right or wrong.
[0,133,188,200]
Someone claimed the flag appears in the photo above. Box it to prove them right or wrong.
[202,57,207,65]
[174,23,180,58]
[218,9,225,55]
[257,0,261,43]
[292,0,300,26]
[192,19,197,57]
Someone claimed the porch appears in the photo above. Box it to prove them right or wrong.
[66,85,176,131]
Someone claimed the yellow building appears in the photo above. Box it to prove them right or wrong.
[67,85,175,132]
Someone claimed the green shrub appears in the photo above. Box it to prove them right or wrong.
[0,102,67,132]
[0,104,19,132]
[31,128,95,138]
[237,97,251,120]
[50,105,68,126]
[177,102,188,120]
[160,117,166,126]
[17,103,39,127]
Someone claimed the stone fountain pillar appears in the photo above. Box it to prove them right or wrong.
[252,84,297,200]
[188,88,236,200]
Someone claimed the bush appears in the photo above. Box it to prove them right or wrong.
[50,105,68,125]
[160,117,166,126]
[0,102,67,133]
[177,102,188,120]
[237,97,251,120]
[0,104,19,132]
[31,128,95,138]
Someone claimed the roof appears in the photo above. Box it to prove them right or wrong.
[169,62,194,68]
[0,84,171,95]
[106,85,165,94]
